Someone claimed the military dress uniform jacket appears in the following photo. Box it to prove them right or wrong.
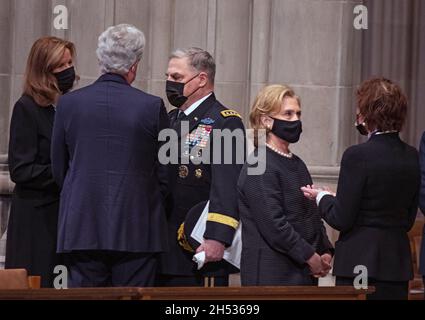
[159,93,245,277]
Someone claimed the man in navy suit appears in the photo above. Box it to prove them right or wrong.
[51,24,169,287]
[419,131,425,291]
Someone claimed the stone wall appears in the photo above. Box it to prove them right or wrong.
[0,0,424,266]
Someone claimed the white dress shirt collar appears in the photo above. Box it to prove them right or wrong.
[183,93,212,116]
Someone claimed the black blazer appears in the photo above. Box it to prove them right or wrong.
[320,132,420,281]
[8,95,60,202]
[418,131,425,275]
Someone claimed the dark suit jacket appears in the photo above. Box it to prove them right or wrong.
[418,131,425,275]
[51,73,169,253]
[320,132,420,281]
[159,93,245,277]
[7,95,60,287]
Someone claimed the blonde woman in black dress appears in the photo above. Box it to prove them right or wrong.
[237,85,333,285]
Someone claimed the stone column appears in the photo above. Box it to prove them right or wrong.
[262,0,362,169]
[362,0,425,147]
[0,0,53,268]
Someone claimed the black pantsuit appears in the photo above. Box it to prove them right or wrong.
[319,132,420,300]
[6,95,60,288]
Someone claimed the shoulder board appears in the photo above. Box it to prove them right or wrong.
[220,110,242,119]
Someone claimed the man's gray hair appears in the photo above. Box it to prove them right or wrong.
[97,24,145,75]
[171,47,216,83]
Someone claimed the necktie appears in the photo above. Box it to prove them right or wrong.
[172,111,187,129]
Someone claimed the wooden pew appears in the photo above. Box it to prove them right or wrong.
[138,286,373,300]
[0,269,40,290]
[0,286,373,300]
[0,287,141,300]
[0,269,29,289]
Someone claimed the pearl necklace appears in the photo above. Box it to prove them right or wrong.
[266,143,293,159]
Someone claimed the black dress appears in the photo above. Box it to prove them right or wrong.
[6,95,60,288]
[238,147,333,286]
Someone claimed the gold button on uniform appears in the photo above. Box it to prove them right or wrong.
[178,165,189,178]
[195,169,203,179]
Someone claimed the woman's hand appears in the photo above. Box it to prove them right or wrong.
[321,253,333,266]
[320,253,333,276]
[307,252,333,278]
[307,253,325,277]
[301,185,320,201]
[301,185,335,201]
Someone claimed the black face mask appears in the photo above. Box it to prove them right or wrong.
[270,118,303,143]
[166,73,200,108]
[54,66,76,94]
[355,114,368,136]
[355,122,369,136]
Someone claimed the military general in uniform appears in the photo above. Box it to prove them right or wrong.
[157,47,245,287]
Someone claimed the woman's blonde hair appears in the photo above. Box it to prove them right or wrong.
[249,84,300,147]
[23,36,76,106]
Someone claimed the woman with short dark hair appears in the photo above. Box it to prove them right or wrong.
[302,77,420,300]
